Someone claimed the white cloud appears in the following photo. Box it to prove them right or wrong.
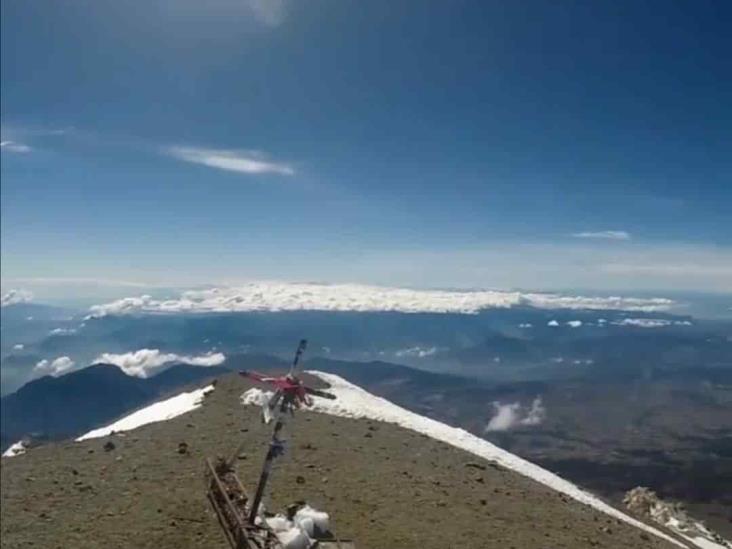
[1,289,33,307]
[395,346,440,358]
[86,282,675,318]
[572,231,631,240]
[245,0,287,26]
[485,402,520,431]
[13,344,24,351]
[612,318,692,328]
[34,356,75,377]
[93,349,226,378]
[566,320,583,328]
[518,323,533,328]
[485,397,546,432]
[547,320,560,327]
[0,140,31,153]
[49,327,77,336]
[87,295,154,317]
[521,398,546,426]
[166,146,294,176]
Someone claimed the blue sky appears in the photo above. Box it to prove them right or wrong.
[2,0,731,298]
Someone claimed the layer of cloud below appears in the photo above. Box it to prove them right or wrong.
[85,282,674,318]
[572,231,631,240]
[93,349,226,378]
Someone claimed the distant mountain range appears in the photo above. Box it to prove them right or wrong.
[2,351,731,537]
[4,303,729,394]
[0,363,228,451]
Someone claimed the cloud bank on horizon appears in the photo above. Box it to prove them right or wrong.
[85,282,675,318]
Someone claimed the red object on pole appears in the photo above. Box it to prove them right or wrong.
[239,340,335,525]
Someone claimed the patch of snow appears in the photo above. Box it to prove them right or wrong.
[241,388,279,423]
[567,320,583,328]
[2,440,28,458]
[77,385,214,441]
[687,538,729,549]
[625,487,730,549]
[547,320,560,327]
[86,282,674,318]
[13,343,24,351]
[263,504,330,549]
[278,372,688,548]
[518,323,533,328]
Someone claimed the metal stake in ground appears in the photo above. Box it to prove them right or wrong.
[241,339,336,525]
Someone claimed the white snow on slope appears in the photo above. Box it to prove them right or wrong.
[2,440,28,458]
[77,385,214,441]
[86,282,674,318]
[242,372,687,548]
[624,487,730,549]
[668,519,729,549]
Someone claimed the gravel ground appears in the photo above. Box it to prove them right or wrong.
[1,374,684,549]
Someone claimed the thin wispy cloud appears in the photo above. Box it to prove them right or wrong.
[600,262,732,277]
[0,140,32,153]
[246,0,287,27]
[572,231,631,240]
[166,146,295,176]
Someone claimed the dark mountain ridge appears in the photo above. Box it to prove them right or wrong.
[0,363,227,451]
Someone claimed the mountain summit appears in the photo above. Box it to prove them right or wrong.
[2,372,720,549]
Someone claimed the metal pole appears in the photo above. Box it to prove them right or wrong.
[248,397,290,524]
[288,339,307,376]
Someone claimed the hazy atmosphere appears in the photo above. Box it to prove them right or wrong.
[2,2,730,549]
[2,1,731,301]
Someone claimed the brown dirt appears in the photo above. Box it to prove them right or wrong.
[1,374,684,549]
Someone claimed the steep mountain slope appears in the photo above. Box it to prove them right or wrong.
[0,373,694,549]
[0,363,228,449]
